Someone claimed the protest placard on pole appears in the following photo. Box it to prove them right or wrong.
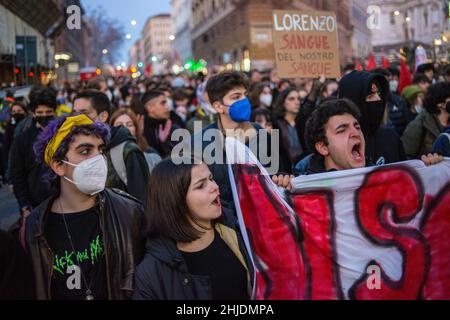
[272,10,341,78]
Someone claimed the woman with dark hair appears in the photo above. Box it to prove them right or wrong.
[110,108,148,151]
[273,87,308,173]
[402,82,450,158]
[110,108,162,172]
[133,158,252,300]
[249,83,273,109]
[251,108,273,133]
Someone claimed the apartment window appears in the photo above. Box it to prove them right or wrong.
[423,8,428,28]
[390,11,396,25]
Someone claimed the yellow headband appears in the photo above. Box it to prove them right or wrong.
[44,114,94,165]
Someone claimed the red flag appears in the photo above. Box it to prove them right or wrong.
[398,49,412,94]
[381,56,390,69]
[365,53,377,71]
[355,59,363,71]
[145,64,152,76]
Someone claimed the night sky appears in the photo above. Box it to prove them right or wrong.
[81,0,172,64]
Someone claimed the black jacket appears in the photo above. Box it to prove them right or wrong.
[133,224,253,300]
[366,126,405,165]
[144,116,180,158]
[25,188,146,300]
[293,154,328,176]
[106,126,150,202]
[10,123,51,209]
[273,118,308,174]
[0,229,35,299]
[387,93,409,136]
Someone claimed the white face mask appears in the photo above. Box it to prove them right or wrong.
[389,80,399,93]
[62,155,108,196]
[201,102,217,115]
[415,105,424,114]
[260,94,273,107]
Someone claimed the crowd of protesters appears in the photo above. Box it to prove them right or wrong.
[0,60,449,299]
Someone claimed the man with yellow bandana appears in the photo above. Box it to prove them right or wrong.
[22,114,145,300]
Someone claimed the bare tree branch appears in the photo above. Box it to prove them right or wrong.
[86,5,125,67]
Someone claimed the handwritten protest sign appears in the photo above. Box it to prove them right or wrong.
[226,138,450,300]
[272,10,341,78]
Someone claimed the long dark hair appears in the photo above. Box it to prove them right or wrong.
[145,158,208,242]
[274,87,299,120]
[249,83,270,109]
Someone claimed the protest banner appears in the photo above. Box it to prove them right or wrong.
[226,138,450,300]
[272,10,341,78]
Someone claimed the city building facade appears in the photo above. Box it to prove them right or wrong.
[0,0,62,85]
[371,0,449,61]
[171,0,193,65]
[191,0,356,72]
[142,14,173,74]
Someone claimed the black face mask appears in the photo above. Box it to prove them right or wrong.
[365,101,385,135]
[11,113,26,125]
[35,115,55,127]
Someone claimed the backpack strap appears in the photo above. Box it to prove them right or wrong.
[110,141,128,186]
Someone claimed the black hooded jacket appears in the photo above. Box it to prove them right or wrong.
[106,126,149,202]
[10,123,51,209]
[338,71,405,165]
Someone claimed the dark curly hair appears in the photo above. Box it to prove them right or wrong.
[424,82,450,114]
[305,99,361,154]
[205,71,250,104]
[33,114,110,190]
[28,86,57,112]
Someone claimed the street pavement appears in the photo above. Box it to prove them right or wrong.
[0,184,20,231]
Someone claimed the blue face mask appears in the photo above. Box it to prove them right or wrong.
[227,97,252,123]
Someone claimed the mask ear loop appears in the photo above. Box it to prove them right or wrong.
[60,159,80,186]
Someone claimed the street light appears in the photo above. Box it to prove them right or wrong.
[169,35,175,41]
[394,10,400,16]
[54,53,71,61]
[54,52,71,82]
[405,16,411,23]
[102,49,108,55]
[151,56,158,62]
[131,20,137,26]
[126,34,132,40]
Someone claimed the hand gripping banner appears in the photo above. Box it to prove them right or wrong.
[226,138,450,300]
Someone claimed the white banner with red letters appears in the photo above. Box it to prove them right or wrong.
[226,137,450,300]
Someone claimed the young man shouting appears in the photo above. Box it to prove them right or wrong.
[294,99,443,175]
